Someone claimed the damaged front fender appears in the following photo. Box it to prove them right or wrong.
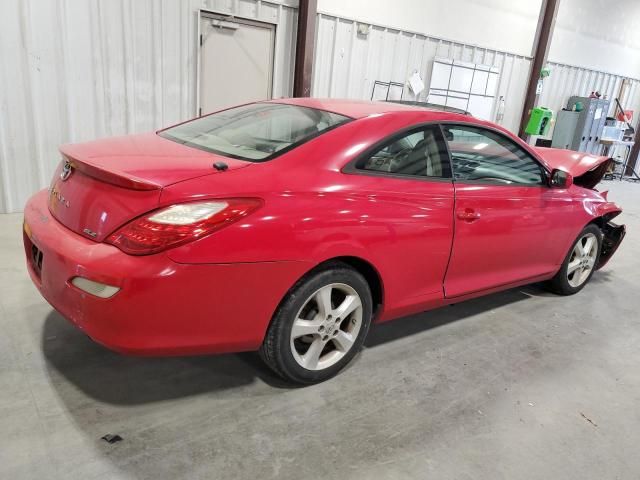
[597,221,626,269]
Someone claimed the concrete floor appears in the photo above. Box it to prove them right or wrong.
[1,180,639,480]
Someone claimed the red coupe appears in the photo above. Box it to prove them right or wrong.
[23,98,625,384]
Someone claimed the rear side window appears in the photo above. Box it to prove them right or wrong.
[357,126,451,178]
[443,125,545,185]
[159,103,351,162]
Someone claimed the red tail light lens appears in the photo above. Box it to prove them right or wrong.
[106,198,262,255]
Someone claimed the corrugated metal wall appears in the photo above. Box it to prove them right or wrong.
[312,13,533,133]
[311,12,640,146]
[3,4,639,214]
[540,61,640,119]
[0,0,297,213]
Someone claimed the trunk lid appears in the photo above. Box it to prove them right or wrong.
[49,133,251,241]
[534,147,613,189]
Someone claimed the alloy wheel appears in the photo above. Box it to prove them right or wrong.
[567,232,598,288]
[290,283,363,371]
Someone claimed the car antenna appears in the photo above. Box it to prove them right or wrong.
[213,161,229,171]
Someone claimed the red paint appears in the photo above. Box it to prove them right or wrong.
[532,146,611,177]
[445,184,579,297]
[23,99,624,355]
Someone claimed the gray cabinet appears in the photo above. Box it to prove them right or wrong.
[559,96,610,154]
[551,110,580,150]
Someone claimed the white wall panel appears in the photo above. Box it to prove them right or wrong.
[312,12,640,147]
[550,0,640,78]
[312,13,533,134]
[0,0,297,213]
[317,0,541,57]
[317,0,640,80]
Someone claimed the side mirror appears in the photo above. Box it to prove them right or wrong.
[550,169,573,188]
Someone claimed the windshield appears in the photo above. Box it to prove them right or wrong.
[159,103,351,161]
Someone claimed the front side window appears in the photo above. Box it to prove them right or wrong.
[358,126,451,178]
[159,103,351,162]
[442,125,545,185]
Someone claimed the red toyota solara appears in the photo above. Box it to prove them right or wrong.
[24,98,625,384]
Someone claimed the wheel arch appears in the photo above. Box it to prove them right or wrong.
[587,210,622,229]
[325,256,384,316]
[586,212,626,269]
[270,255,385,327]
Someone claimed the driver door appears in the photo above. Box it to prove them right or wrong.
[442,124,575,298]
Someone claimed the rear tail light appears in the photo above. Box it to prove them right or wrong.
[106,199,262,255]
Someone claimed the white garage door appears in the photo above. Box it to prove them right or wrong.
[199,13,275,115]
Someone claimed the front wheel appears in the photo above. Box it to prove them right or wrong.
[548,224,602,295]
[260,263,373,384]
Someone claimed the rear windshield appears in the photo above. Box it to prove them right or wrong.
[159,103,351,161]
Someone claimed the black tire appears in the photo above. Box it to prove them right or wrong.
[260,262,373,385]
[547,224,603,295]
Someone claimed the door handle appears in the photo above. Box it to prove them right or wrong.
[456,208,481,222]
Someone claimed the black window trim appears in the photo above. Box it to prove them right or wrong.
[341,124,454,183]
[342,120,551,187]
[439,121,551,188]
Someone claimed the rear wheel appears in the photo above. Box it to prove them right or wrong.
[260,263,373,384]
[548,224,602,295]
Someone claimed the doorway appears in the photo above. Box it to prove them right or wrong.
[198,12,276,115]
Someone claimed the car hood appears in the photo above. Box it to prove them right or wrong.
[534,147,613,189]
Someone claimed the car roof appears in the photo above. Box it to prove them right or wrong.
[263,97,532,151]
[265,97,547,168]
[266,97,459,119]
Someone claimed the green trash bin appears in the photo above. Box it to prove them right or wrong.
[525,107,553,135]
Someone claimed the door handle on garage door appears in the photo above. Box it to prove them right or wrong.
[456,208,481,222]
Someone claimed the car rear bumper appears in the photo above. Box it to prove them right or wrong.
[23,189,311,355]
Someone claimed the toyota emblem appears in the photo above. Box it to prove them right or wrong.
[60,160,73,181]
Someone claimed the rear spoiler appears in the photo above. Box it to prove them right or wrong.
[63,155,161,191]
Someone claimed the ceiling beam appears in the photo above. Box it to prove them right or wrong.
[293,0,317,97]
[518,0,561,140]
